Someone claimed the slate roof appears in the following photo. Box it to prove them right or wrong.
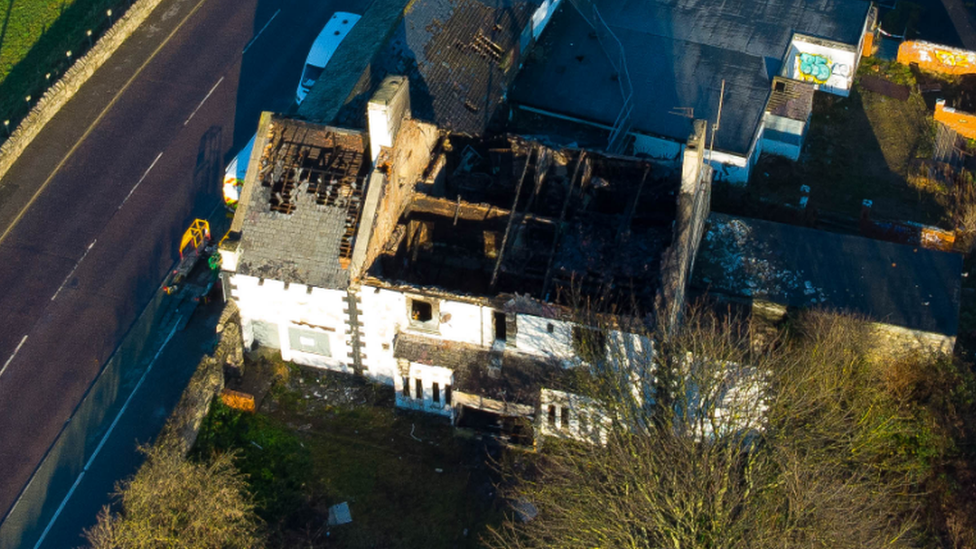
[235,118,369,289]
[511,0,871,155]
[334,0,540,134]
[394,333,567,405]
[692,213,963,336]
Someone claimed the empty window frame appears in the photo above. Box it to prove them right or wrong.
[444,385,452,405]
[547,405,557,428]
[432,382,440,404]
[411,300,433,322]
[403,377,411,398]
[561,406,570,430]
[493,311,507,341]
[415,378,424,401]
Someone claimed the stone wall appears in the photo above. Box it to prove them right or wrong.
[0,0,170,182]
[155,301,241,456]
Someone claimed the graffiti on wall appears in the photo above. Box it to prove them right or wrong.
[795,52,850,85]
[897,41,976,75]
[935,49,969,67]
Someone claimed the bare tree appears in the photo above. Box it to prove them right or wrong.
[84,445,264,549]
[488,307,922,549]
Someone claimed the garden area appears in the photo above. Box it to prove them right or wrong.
[191,357,505,548]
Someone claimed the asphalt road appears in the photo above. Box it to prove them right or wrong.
[0,0,366,534]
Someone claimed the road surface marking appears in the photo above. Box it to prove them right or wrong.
[242,9,280,54]
[0,0,211,248]
[51,239,98,301]
[0,335,28,379]
[118,151,163,210]
[32,321,180,549]
[183,76,224,126]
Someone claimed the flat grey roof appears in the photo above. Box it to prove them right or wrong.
[692,213,963,336]
[511,0,871,155]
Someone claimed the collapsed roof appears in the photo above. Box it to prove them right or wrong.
[232,116,370,289]
[366,133,685,313]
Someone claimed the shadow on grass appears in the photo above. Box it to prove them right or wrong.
[0,0,16,66]
[718,83,946,230]
[0,0,129,132]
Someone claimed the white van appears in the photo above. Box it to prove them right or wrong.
[296,12,361,104]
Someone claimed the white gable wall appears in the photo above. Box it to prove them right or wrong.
[229,273,352,372]
[358,285,501,383]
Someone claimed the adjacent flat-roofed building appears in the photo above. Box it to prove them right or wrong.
[692,213,963,354]
[510,0,876,182]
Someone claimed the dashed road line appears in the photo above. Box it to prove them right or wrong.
[51,239,97,301]
[183,76,224,126]
[0,335,28,379]
[0,0,211,248]
[118,151,163,210]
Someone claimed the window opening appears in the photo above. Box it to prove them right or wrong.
[403,377,410,398]
[561,406,570,429]
[432,382,440,404]
[493,311,507,341]
[445,385,452,405]
[416,378,424,401]
[411,300,433,322]
[547,405,557,428]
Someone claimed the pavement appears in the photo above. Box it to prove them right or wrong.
[0,0,368,541]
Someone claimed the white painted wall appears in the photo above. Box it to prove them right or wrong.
[784,38,858,96]
[395,363,454,417]
[514,314,575,364]
[633,131,752,184]
[229,274,351,372]
[539,388,610,444]
[358,285,504,383]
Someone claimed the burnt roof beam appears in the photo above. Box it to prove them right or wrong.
[490,146,535,290]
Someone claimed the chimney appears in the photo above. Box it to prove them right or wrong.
[367,76,411,163]
[681,120,708,194]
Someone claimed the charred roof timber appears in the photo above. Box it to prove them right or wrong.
[367,133,684,313]
[231,114,371,289]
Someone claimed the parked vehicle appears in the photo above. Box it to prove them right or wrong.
[296,12,361,104]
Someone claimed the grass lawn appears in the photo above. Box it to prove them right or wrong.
[195,359,504,548]
[0,0,127,126]
[733,59,949,228]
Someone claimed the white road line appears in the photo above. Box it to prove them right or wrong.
[51,239,97,301]
[242,9,280,54]
[0,335,28,379]
[32,321,180,549]
[118,151,163,210]
[183,76,224,126]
